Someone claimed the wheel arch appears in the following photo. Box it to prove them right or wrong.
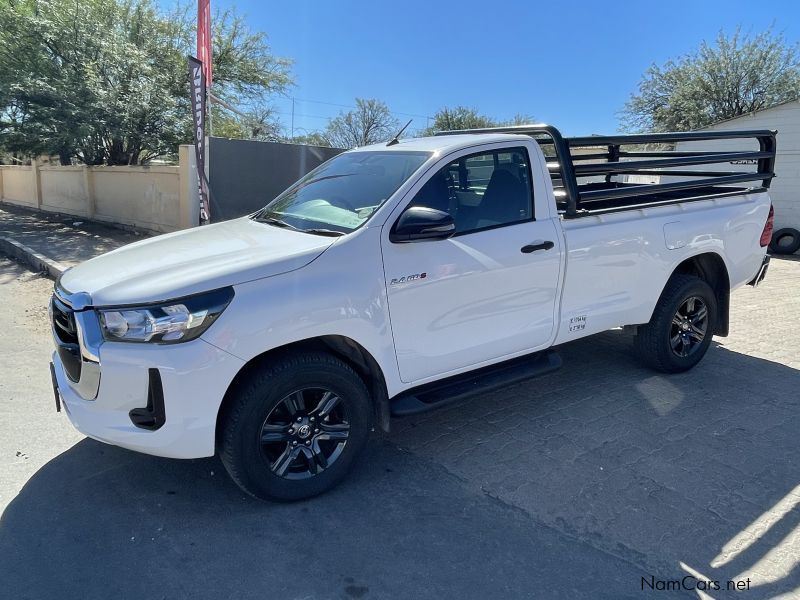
[215,335,391,448]
[669,252,730,336]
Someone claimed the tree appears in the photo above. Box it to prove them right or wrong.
[208,7,291,141]
[322,98,399,149]
[622,27,800,132]
[504,113,538,126]
[211,103,282,141]
[0,0,292,165]
[291,132,331,147]
[423,106,496,135]
[421,107,536,135]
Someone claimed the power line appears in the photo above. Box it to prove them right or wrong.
[216,105,431,126]
[217,94,435,138]
[288,96,433,120]
[273,109,335,121]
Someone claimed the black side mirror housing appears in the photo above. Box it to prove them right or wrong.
[390,206,456,243]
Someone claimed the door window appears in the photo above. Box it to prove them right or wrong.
[408,147,533,234]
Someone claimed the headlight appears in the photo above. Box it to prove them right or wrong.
[97,287,234,343]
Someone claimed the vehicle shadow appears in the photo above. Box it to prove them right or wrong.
[0,433,643,599]
[390,330,800,599]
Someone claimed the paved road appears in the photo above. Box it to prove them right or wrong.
[1,256,798,599]
[0,203,144,267]
[392,257,800,599]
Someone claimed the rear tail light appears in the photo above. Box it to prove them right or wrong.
[760,204,774,247]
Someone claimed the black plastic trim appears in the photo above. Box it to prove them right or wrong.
[49,362,62,413]
[129,368,166,430]
[51,296,82,382]
[390,350,562,416]
[748,255,770,287]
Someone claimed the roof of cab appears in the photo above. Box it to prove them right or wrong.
[352,133,532,155]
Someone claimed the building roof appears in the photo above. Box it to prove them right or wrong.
[697,98,800,130]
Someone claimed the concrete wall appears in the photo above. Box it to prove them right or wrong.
[40,166,90,216]
[0,138,337,231]
[0,146,199,233]
[92,166,180,231]
[0,165,37,208]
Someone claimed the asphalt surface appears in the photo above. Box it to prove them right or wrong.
[0,203,144,267]
[1,256,798,599]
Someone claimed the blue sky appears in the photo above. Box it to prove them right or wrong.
[200,0,800,136]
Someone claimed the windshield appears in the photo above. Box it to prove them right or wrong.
[253,150,430,234]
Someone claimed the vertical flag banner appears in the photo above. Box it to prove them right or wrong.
[188,56,210,223]
[197,0,212,86]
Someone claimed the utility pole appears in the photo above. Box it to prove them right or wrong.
[291,97,295,141]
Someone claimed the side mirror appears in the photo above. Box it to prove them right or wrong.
[390,206,455,243]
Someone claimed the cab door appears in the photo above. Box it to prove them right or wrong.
[381,144,562,383]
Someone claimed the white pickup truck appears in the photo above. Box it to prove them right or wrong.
[49,125,776,500]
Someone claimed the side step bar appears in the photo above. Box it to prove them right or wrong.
[390,350,562,416]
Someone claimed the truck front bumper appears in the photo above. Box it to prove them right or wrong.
[51,337,245,459]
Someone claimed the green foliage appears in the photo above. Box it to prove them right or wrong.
[210,104,282,142]
[320,98,399,149]
[504,113,537,127]
[622,27,800,132]
[0,0,292,164]
[422,106,496,135]
[209,8,291,125]
[421,107,536,135]
[291,132,331,147]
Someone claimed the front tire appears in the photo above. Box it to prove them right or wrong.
[634,275,717,373]
[219,351,372,501]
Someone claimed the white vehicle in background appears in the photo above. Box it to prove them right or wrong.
[49,124,776,500]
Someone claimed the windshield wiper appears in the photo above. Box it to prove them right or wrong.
[254,215,344,237]
[301,228,345,237]
[294,173,354,192]
[253,215,300,231]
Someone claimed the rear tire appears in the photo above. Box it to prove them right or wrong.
[634,275,717,373]
[219,351,372,501]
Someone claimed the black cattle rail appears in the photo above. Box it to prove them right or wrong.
[434,125,776,218]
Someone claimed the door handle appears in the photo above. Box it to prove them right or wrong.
[521,241,554,253]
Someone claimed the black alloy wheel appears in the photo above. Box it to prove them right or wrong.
[259,388,350,480]
[669,296,709,358]
[219,351,372,501]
